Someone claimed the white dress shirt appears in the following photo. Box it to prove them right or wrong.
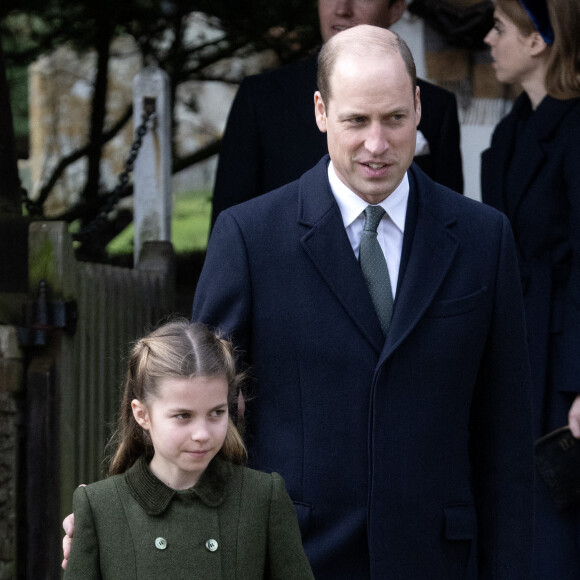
[327,161,409,298]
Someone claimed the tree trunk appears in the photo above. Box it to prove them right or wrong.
[0,37,23,215]
[78,12,115,260]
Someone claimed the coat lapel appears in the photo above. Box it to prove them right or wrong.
[381,168,459,363]
[298,157,385,354]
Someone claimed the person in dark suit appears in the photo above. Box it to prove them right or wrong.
[481,0,580,577]
[210,0,464,229]
[194,24,533,579]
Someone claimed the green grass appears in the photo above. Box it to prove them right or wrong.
[106,189,212,256]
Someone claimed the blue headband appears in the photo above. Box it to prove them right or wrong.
[520,0,554,44]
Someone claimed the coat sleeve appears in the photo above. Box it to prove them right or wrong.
[63,486,102,580]
[192,210,252,358]
[211,78,262,230]
[469,214,534,578]
[267,473,315,580]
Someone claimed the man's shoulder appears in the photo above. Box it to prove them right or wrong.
[412,164,505,224]
[417,77,456,105]
[220,156,328,219]
[239,54,317,94]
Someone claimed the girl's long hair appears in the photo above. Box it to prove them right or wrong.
[107,319,246,476]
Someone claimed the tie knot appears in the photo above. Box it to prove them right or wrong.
[363,205,386,233]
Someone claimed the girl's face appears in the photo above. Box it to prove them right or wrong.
[484,7,538,85]
[132,375,229,490]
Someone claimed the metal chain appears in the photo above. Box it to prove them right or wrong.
[21,104,156,241]
[73,105,156,242]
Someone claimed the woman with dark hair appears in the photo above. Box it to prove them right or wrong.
[482,1,580,577]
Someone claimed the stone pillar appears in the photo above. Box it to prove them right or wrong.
[132,66,172,266]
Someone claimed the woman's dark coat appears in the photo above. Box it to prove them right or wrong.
[482,93,580,579]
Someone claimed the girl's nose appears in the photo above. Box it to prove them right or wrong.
[191,420,210,442]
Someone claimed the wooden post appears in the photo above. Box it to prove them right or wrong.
[132,66,172,266]
[0,326,23,579]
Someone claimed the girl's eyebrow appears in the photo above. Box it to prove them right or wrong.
[167,402,228,413]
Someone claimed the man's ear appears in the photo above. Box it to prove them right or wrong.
[314,91,328,133]
[131,399,150,430]
[415,85,422,127]
[388,0,407,27]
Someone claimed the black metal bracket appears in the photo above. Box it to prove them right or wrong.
[16,280,78,347]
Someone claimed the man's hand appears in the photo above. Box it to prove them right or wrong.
[568,394,580,438]
[61,512,75,570]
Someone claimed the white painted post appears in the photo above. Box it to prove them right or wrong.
[132,66,172,266]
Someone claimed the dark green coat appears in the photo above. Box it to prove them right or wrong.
[64,456,314,579]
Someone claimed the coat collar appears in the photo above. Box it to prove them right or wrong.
[483,93,579,216]
[298,156,459,357]
[124,455,233,515]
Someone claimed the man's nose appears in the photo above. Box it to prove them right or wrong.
[364,124,389,155]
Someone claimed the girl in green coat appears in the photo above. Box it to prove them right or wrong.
[64,319,314,580]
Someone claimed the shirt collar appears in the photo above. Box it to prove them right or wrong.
[328,161,408,233]
[124,454,232,515]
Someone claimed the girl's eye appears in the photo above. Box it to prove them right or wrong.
[211,409,227,418]
[175,413,190,420]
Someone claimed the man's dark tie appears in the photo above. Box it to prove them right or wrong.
[359,205,393,334]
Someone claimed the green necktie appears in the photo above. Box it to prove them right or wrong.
[359,205,393,334]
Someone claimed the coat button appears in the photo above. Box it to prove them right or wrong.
[205,539,218,552]
[155,537,167,550]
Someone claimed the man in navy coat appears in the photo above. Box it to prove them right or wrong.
[210,0,464,228]
[193,25,533,579]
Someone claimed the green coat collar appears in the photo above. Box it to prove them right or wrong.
[124,455,233,515]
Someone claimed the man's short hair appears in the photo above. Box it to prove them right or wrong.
[317,25,417,106]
